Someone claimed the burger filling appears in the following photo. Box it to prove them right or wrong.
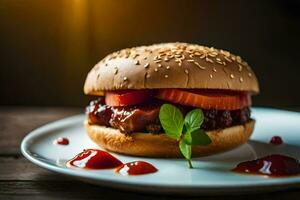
[86,89,252,134]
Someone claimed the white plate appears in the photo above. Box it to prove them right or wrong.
[21,108,300,195]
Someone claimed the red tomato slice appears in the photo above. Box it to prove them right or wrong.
[157,89,251,110]
[105,90,155,106]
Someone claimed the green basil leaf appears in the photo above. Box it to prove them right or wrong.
[159,104,184,140]
[179,140,192,160]
[184,109,204,133]
[182,131,192,145]
[191,129,212,146]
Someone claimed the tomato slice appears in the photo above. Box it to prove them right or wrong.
[157,89,251,110]
[105,90,155,106]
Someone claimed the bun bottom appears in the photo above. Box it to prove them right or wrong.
[85,120,255,158]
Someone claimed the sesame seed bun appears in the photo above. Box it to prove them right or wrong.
[84,43,259,96]
[84,120,255,158]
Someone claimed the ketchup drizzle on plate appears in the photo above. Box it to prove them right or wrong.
[116,161,158,175]
[232,154,300,177]
[67,149,123,169]
[54,137,69,145]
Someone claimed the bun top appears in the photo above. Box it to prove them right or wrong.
[84,43,259,95]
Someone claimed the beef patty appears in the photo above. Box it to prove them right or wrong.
[87,98,250,134]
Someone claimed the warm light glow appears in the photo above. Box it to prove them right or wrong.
[60,0,89,99]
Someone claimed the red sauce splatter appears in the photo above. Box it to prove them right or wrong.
[232,154,300,177]
[116,161,158,175]
[67,149,123,169]
[54,137,69,145]
[270,136,283,145]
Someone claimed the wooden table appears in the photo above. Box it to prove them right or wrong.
[1,106,300,199]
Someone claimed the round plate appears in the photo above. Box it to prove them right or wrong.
[21,108,300,195]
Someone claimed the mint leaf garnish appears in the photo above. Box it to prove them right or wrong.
[159,103,212,168]
[191,129,211,145]
[182,130,192,145]
[184,109,204,133]
[179,140,192,168]
[159,104,184,140]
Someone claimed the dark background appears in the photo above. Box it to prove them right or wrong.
[1,0,300,107]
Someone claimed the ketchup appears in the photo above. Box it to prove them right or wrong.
[54,137,69,145]
[116,161,158,175]
[270,136,283,145]
[232,154,300,177]
[67,149,123,169]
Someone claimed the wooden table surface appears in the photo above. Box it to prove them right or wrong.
[1,106,300,200]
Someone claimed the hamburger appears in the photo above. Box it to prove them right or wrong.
[84,43,259,158]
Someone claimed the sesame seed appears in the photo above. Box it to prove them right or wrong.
[158,64,162,68]
[248,72,252,77]
[194,61,206,70]
[187,59,194,62]
[114,67,118,74]
[206,58,214,63]
[184,69,189,74]
[238,64,243,72]
[154,59,161,63]
[164,57,169,62]
[213,67,217,72]
[144,63,149,68]
[224,56,232,62]
[166,66,170,70]
[97,74,100,79]
[169,54,175,59]
[243,61,248,66]
[216,57,221,61]
[230,74,235,79]
[164,74,169,78]
[134,60,140,65]
[123,76,128,81]
[146,74,151,78]
[239,77,244,82]
[154,68,158,72]
[209,74,213,78]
